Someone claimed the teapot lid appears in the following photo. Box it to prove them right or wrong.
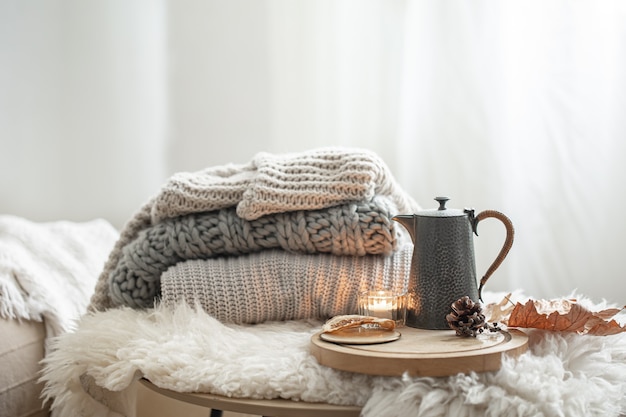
[418,197,468,217]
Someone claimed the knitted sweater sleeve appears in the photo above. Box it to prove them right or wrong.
[87,200,153,312]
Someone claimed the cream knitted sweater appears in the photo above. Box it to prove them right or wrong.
[88,147,419,312]
[160,245,413,324]
[151,147,418,222]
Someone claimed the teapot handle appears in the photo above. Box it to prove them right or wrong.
[472,210,515,301]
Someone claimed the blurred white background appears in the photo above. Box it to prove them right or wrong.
[2,1,626,303]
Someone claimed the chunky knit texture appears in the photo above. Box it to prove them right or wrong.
[151,148,418,223]
[151,162,256,223]
[160,245,412,324]
[88,147,420,312]
[109,196,400,308]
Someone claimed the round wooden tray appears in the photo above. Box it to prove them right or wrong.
[310,327,528,377]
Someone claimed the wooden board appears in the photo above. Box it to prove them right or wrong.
[310,327,528,377]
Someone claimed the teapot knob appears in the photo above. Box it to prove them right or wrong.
[435,196,450,211]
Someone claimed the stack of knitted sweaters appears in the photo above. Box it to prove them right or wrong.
[88,148,420,324]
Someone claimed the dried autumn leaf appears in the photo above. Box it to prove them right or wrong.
[582,307,625,335]
[484,293,515,323]
[545,303,592,332]
[586,319,626,336]
[507,299,626,335]
[533,298,577,315]
[591,307,624,320]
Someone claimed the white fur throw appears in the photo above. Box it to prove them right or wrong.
[41,293,626,417]
[0,215,118,346]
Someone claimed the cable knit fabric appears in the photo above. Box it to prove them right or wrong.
[160,245,413,324]
[110,196,402,308]
[88,147,420,312]
[151,147,419,223]
[151,162,256,223]
[89,201,153,311]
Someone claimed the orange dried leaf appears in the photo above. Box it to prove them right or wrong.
[592,307,624,320]
[587,319,626,336]
[544,303,592,332]
[508,300,548,329]
[507,299,626,336]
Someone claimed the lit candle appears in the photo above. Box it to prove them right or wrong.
[368,295,393,319]
[358,290,406,325]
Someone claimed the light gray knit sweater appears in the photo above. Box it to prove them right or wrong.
[160,245,413,324]
[88,147,420,312]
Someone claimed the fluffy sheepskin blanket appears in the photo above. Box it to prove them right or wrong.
[41,293,626,417]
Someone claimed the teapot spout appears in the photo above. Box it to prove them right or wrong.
[392,214,417,243]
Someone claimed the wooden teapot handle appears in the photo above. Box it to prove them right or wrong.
[473,210,515,301]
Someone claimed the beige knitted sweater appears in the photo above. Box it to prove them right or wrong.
[160,245,413,324]
[88,147,419,312]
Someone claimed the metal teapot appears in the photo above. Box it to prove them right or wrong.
[393,197,514,330]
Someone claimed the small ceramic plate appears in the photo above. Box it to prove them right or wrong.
[320,329,401,345]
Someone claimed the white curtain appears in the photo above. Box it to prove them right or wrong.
[2,0,626,303]
[0,0,168,225]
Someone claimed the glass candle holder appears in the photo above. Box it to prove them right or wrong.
[358,290,407,327]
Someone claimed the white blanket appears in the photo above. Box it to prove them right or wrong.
[0,215,118,347]
[41,293,626,417]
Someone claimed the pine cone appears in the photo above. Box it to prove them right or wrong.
[446,296,486,337]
